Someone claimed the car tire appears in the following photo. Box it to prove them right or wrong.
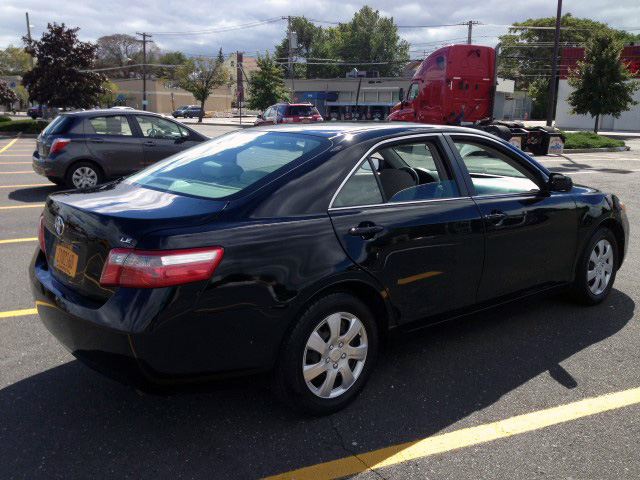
[65,162,104,189]
[572,227,618,305]
[274,292,379,415]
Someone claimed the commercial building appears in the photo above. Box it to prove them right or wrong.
[111,79,232,114]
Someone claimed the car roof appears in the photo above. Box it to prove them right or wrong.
[61,109,164,118]
[253,122,496,139]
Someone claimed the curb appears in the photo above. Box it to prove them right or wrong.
[561,146,630,153]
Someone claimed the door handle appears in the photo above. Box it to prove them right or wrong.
[89,138,104,143]
[143,141,155,146]
[348,225,384,238]
[484,212,508,225]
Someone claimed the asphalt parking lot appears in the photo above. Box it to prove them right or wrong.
[0,130,638,480]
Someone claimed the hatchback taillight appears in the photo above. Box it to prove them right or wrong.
[99,247,224,288]
[49,138,71,155]
[38,214,45,253]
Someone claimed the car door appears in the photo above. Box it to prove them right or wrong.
[446,134,578,301]
[328,134,485,325]
[84,114,144,176]
[133,115,198,166]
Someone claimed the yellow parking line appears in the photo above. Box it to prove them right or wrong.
[0,308,38,319]
[0,137,19,154]
[0,184,51,188]
[0,237,37,244]
[265,386,640,480]
[0,204,44,210]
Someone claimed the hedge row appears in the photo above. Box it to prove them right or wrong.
[0,119,48,134]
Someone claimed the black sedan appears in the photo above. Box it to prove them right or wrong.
[31,124,629,414]
[32,109,208,188]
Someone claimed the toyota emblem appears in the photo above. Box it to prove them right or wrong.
[54,216,65,236]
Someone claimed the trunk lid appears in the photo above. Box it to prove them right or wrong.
[42,181,226,303]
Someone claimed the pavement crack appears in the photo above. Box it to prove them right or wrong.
[329,416,389,480]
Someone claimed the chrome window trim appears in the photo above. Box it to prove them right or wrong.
[329,195,470,212]
[328,132,454,209]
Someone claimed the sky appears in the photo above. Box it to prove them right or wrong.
[1,0,639,60]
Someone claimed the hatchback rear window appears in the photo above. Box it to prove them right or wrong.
[41,115,74,136]
[126,131,329,199]
[288,106,319,116]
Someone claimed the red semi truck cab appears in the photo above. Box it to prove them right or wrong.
[388,45,496,125]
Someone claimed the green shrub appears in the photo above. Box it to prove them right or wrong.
[0,115,11,123]
[0,119,48,134]
[560,131,625,149]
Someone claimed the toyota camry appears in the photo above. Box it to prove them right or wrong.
[31,123,629,414]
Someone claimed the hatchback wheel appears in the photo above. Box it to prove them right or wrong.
[66,162,103,189]
[275,292,378,415]
[572,227,618,304]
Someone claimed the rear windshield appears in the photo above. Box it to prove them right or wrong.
[288,106,319,116]
[41,115,74,136]
[126,131,329,199]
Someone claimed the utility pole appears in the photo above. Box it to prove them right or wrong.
[546,0,563,127]
[25,12,34,69]
[283,16,297,97]
[136,32,153,111]
[237,51,243,124]
[462,20,480,45]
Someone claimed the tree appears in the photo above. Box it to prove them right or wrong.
[217,48,225,64]
[157,51,188,81]
[0,77,18,108]
[98,81,119,107]
[247,54,289,111]
[272,8,409,79]
[567,31,639,133]
[174,55,227,122]
[22,23,107,108]
[96,34,141,78]
[0,45,32,75]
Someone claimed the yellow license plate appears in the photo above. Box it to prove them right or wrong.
[54,244,79,277]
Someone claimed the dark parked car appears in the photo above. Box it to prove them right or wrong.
[32,109,208,188]
[31,124,628,414]
[172,105,191,118]
[183,105,204,118]
[27,105,43,119]
[254,103,323,126]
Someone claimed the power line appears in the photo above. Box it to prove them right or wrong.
[145,17,282,36]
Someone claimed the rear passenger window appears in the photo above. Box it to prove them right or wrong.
[88,116,133,136]
[333,159,383,208]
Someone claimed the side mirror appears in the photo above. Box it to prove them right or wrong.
[547,172,573,192]
[257,114,264,120]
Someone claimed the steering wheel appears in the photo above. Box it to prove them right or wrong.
[147,128,159,138]
[399,166,420,185]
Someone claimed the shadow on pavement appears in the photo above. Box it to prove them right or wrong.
[7,185,59,203]
[0,289,634,479]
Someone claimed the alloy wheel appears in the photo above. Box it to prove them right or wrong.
[587,239,613,295]
[72,167,98,188]
[302,312,368,399]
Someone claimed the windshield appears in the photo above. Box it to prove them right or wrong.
[126,131,329,200]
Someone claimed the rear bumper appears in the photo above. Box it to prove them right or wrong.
[30,249,284,389]
[32,153,63,180]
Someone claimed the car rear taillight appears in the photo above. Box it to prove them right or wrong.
[49,138,71,155]
[99,247,224,288]
[314,115,323,122]
[38,214,45,253]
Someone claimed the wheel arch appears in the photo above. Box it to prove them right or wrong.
[65,158,106,178]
